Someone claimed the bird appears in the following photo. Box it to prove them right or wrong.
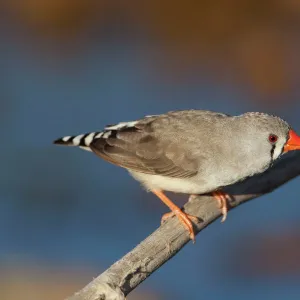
[54,110,300,242]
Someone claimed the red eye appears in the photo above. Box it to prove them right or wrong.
[269,134,278,143]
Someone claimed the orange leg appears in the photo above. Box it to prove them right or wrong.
[152,190,198,243]
[212,191,230,222]
[161,211,199,225]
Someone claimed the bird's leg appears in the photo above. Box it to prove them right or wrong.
[152,190,198,243]
[161,211,199,224]
[212,191,230,222]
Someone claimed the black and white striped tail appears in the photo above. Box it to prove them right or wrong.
[54,131,104,151]
[53,120,140,151]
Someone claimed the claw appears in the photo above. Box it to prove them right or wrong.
[212,191,230,222]
[152,190,198,243]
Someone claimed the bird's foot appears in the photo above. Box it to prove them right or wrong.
[161,210,199,243]
[152,190,198,243]
[212,191,231,222]
[162,210,199,225]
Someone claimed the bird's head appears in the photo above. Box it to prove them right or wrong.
[239,112,300,163]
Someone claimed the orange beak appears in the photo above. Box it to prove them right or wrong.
[284,129,300,153]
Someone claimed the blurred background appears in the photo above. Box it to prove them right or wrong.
[1,1,300,299]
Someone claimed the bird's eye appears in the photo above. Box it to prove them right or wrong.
[269,134,278,143]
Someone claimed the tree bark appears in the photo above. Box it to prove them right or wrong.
[66,151,300,300]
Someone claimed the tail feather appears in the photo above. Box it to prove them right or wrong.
[54,119,140,152]
[54,131,103,151]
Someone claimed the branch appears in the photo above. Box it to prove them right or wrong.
[66,152,300,300]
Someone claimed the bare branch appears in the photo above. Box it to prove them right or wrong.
[66,152,300,300]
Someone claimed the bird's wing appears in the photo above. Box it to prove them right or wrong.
[90,112,213,178]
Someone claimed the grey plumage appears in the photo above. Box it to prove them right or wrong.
[54,110,290,194]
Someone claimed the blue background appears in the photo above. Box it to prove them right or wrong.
[1,3,300,299]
